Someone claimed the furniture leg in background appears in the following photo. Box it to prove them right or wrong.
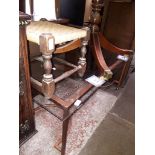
[19,11,37,146]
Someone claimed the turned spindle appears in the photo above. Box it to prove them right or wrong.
[90,0,104,33]
[39,33,55,99]
[90,0,113,80]
[78,27,90,77]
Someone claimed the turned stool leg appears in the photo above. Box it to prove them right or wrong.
[78,27,90,77]
[39,33,55,99]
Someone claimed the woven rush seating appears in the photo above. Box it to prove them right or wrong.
[26,21,87,45]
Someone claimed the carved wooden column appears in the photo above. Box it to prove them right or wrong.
[90,0,113,80]
[78,27,90,77]
[90,0,104,33]
[39,33,55,99]
[19,11,37,145]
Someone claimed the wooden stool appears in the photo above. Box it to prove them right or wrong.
[26,21,96,155]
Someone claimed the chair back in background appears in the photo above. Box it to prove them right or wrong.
[101,0,135,49]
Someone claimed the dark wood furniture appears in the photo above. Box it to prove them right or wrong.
[89,0,134,88]
[19,11,37,146]
[101,0,135,49]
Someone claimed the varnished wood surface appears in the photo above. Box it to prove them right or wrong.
[101,0,135,49]
[30,77,93,109]
[19,12,36,145]
[30,77,69,109]
[98,32,133,55]
[19,27,34,125]
[89,0,134,87]
[55,39,81,54]
[90,33,110,74]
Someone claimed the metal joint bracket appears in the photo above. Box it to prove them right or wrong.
[103,69,113,81]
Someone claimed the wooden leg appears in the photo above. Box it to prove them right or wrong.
[78,27,90,77]
[61,109,69,155]
[78,41,87,77]
[117,56,132,88]
[39,33,55,99]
